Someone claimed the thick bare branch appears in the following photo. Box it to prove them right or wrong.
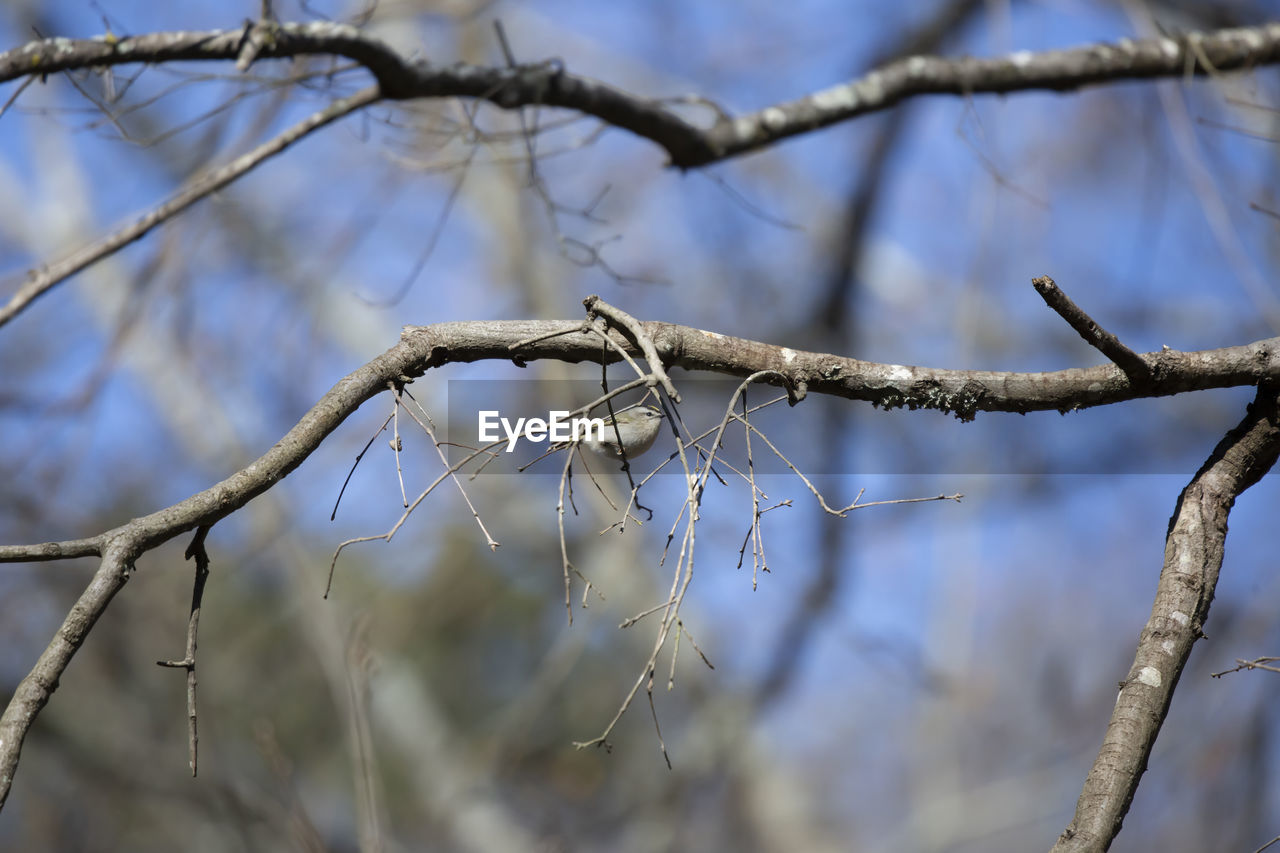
[0,541,133,808]
[405,320,1280,420]
[2,22,1278,168]
[1052,384,1280,853]
[1033,275,1152,383]
[0,538,102,562]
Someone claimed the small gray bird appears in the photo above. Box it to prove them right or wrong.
[581,406,665,459]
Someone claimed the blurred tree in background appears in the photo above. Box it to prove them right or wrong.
[2,1,1280,851]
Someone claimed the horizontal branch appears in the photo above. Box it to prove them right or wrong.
[3,317,1277,567]
[1,314,1278,810]
[2,20,1278,168]
[409,319,1280,420]
[0,537,101,562]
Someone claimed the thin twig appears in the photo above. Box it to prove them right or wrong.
[582,296,681,402]
[391,386,408,507]
[0,85,379,329]
[325,406,501,598]
[331,410,395,521]
[398,392,500,551]
[1254,832,1280,853]
[1211,656,1280,678]
[156,525,212,776]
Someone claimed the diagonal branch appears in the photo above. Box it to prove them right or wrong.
[0,334,419,809]
[1052,383,1280,853]
[1,22,1278,169]
[0,541,134,809]
[0,85,378,330]
[1033,275,1152,383]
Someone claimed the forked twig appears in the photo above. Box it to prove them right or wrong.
[325,391,500,597]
